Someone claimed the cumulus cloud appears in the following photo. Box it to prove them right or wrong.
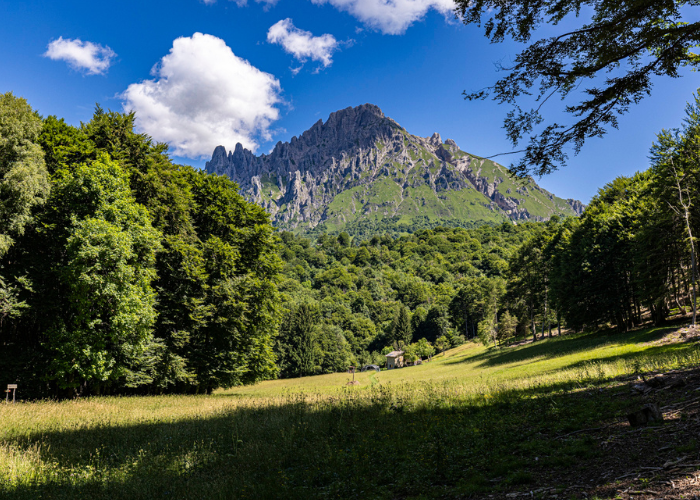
[311,0,456,35]
[267,19,338,73]
[44,37,116,75]
[121,33,282,159]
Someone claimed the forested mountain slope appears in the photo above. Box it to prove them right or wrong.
[273,223,540,377]
[205,104,584,235]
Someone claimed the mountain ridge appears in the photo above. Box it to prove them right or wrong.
[205,104,584,234]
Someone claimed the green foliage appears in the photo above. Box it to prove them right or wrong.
[415,337,435,359]
[42,155,162,392]
[314,323,354,373]
[0,92,50,254]
[274,224,540,377]
[502,92,700,334]
[278,303,319,377]
[183,170,281,391]
[1,102,279,397]
[498,310,518,345]
[390,305,412,345]
[435,335,449,353]
[336,231,351,247]
[0,93,50,323]
[456,0,700,175]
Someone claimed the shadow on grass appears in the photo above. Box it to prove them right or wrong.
[4,366,698,500]
[446,325,679,370]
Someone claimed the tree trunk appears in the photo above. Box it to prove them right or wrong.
[691,243,697,326]
[676,165,698,326]
[633,297,642,326]
[494,311,498,348]
[531,308,537,343]
[671,266,685,314]
[689,222,698,326]
[683,261,690,312]
[557,310,561,336]
[542,293,548,339]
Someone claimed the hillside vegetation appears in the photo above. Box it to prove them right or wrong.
[0,94,280,398]
[4,90,700,499]
[2,327,700,499]
[272,223,540,378]
[5,90,700,400]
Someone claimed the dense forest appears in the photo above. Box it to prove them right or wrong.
[273,223,540,377]
[3,91,700,398]
[0,93,280,398]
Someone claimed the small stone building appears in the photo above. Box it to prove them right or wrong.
[385,350,404,369]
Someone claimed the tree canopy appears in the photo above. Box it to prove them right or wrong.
[1,104,280,397]
[455,0,700,176]
[9,90,700,398]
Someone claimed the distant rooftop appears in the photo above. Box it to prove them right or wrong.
[385,350,404,357]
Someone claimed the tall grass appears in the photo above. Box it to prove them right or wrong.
[1,327,698,499]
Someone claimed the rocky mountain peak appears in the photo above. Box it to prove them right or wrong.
[326,103,386,125]
[429,132,442,146]
[205,104,585,234]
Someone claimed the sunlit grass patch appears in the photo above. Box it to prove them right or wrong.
[1,326,699,499]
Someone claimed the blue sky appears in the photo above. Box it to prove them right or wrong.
[2,0,699,203]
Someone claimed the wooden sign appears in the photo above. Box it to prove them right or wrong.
[5,384,16,403]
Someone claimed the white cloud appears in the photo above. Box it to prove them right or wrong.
[121,33,282,159]
[44,37,116,75]
[267,19,338,73]
[311,0,456,35]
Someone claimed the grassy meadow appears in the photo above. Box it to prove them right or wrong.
[2,326,700,499]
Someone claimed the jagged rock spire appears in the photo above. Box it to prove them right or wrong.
[204,103,585,232]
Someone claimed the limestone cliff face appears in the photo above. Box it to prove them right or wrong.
[205,104,584,232]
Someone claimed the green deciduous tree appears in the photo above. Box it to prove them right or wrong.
[650,93,700,326]
[183,170,280,392]
[508,235,545,341]
[435,335,449,355]
[498,311,518,346]
[476,277,506,347]
[414,337,435,360]
[42,154,161,394]
[0,93,50,323]
[0,92,50,255]
[3,103,281,397]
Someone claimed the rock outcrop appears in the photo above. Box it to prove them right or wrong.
[205,104,585,232]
